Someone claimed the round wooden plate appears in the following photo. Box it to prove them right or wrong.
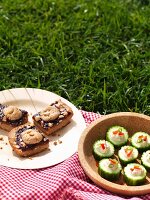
[78,112,150,196]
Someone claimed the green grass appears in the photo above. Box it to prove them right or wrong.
[0,0,150,115]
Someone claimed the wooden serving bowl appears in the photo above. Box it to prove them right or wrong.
[78,112,150,196]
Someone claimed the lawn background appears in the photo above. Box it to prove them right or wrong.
[0,0,150,115]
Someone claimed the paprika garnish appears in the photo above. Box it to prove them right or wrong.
[118,132,124,136]
[113,129,124,136]
[130,165,141,171]
[125,148,133,157]
[138,135,143,139]
[100,143,106,150]
[137,135,147,143]
[113,130,119,135]
[109,158,117,165]
[143,136,147,141]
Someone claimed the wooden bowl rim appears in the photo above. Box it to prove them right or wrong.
[78,112,150,196]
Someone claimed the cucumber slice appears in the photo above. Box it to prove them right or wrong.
[93,140,114,160]
[141,150,150,171]
[106,125,128,147]
[98,158,122,181]
[131,132,150,152]
[118,145,138,165]
[124,163,147,186]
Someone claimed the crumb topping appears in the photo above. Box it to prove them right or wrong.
[3,106,22,121]
[21,129,43,144]
[53,141,57,145]
[15,125,49,151]
[33,100,72,129]
[0,136,3,141]
[0,104,28,126]
[39,106,60,121]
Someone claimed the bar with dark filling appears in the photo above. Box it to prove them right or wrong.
[0,104,28,131]
[32,99,73,135]
[8,123,49,157]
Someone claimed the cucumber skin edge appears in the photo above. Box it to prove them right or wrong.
[124,173,146,186]
[98,166,121,181]
[141,160,150,172]
[92,149,113,161]
[131,140,150,152]
[119,157,137,166]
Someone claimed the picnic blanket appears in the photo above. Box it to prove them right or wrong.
[0,110,149,200]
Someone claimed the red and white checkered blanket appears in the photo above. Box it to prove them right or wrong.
[0,111,149,200]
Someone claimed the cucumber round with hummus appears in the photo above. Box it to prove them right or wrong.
[141,150,150,171]
[106,125,129,147]
[124,163,147,186]
[118,145,138,165]
[93,140,114,161]
[98,158,122,181]
[131,132,150,152]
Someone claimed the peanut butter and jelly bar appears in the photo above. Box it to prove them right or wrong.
[32,100,73,135]
[8,123,49,157]
[0,104,28,131]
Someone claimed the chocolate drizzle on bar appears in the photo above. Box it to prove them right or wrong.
[0,104,5,121]
[15,125,49,151]
[0,104,28,126]
[33,100,72,129]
